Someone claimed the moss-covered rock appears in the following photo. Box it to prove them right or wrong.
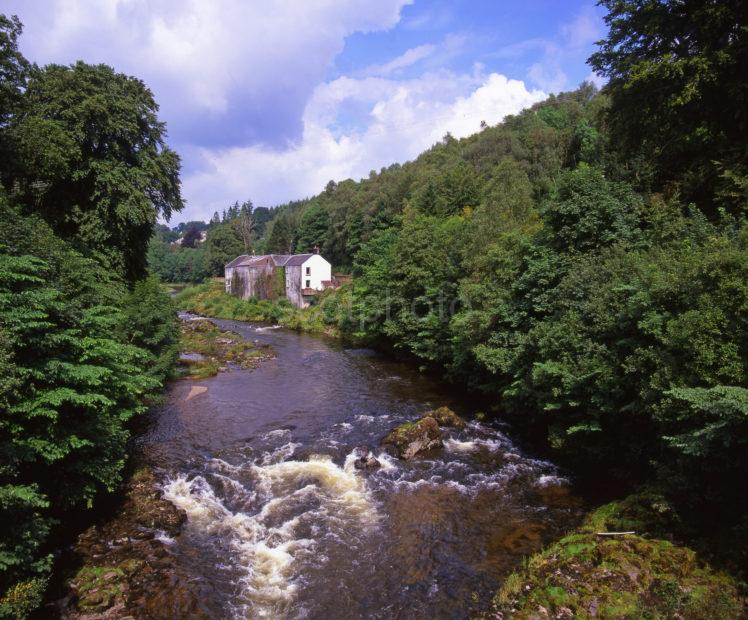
[488,499,744,619]
[382,416,442,459]
[424,406,466,429]
[58,468,213,619]
[70,566,128,613]
[179,317,274,378]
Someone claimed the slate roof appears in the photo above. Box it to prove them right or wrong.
[235,255,270,267]
[284,254,314,266]
[225,254,251,269]
[226,253,324,269]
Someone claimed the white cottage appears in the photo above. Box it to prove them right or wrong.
[283,253,333,308]
[224,251,333,309]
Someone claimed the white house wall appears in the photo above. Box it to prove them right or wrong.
[300,255,332,290]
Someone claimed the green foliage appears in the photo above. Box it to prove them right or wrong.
[541,164,643,253]
[147,234,210,283]
[175,279,337,336]
[492,498,743,619]
[204,222,244,277]
[244,75,748,555]
[0,221,162,597]
[589,0,748,214]
[0,577,48,620]
[3,61,183,280]
[0,19,181,612]
[272,267,286,299]
[1,1,747,611]
[294,204,330,252]
[660,386,748,515]
[119,276,179,386]
[0,15,29,127]
[266,214,294,254]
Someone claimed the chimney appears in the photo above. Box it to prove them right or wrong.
[313,245,320,254]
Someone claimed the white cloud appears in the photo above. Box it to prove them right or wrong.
[363,44,436,77]
[8,0,413,122]
[181,69,546,220]
[7,0,552,222]
[528,55,568,93]
[491,5,604,94]
[560,5,605,50]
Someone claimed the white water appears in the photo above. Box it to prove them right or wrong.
[162,449,378,618]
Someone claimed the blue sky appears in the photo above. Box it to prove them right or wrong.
[6,0,605,223]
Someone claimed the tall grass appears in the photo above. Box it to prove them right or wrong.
[175,279,338,335]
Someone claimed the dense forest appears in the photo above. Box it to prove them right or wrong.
[0,15,182,616]
[1,0,747,616]
[183,0,748,572]
[148,202,276,283]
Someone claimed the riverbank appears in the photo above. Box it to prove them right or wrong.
[173,283,746,618]
[174,278,342,337]
[48,313,279,618]
[486,493,744,619]
[179,314,275,378]
[54,468,210,619]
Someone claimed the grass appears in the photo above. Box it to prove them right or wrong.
[488,493,745,619]
[175,279,342,336]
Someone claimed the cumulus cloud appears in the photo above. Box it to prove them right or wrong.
[8,0,413,146]
[181,68,545,219]
[7,0,564,222]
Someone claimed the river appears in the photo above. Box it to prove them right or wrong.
[136,316,583,619]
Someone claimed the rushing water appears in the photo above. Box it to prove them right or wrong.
[138,316,583,619]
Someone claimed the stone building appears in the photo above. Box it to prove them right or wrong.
[225,252,333,308]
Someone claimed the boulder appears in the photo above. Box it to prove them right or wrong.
[382,417,442,460]
[424,406,466,429]
[352,447,381,470]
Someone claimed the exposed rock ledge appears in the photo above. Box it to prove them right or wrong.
[56,468,214,620]
[382,407,466,459]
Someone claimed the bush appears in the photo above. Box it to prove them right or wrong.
[120,276,180,387]
[0,204,179,609]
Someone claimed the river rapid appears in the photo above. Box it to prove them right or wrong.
[137,316,583,619]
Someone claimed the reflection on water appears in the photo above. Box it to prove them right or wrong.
[138,317,583,619]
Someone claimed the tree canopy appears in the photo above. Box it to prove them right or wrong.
[0,17,181,614]
[3,61,183,280]
[589,0,748,214]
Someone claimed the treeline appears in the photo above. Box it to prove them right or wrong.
[148,201,275,282]
[261,0,748,554]
[0,16,181,616]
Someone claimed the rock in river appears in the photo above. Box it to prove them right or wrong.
[424,406,466,429]
[382,416,442,460]
[352,446,381,470]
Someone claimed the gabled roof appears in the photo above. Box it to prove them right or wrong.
[269,254,291,266]
[284,253,314,266]
[237,255,273,267]
[225,254,251,269]
[226,252,326,269]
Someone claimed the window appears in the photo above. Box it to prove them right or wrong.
[305,279,311,288]
[305,266,311,275]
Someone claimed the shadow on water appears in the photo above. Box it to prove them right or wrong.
[136,316,584,619]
